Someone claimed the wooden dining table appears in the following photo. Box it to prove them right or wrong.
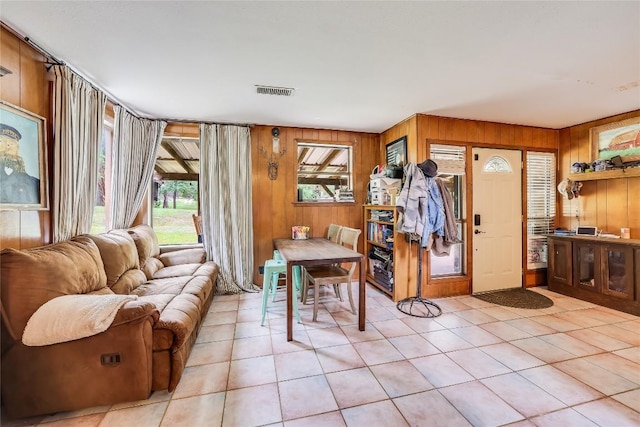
[273,237,366,341]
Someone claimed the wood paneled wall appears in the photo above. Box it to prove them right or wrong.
[251,126,379,285]
[558,110,640,238]
[380,114,559,298]
[0,26,53,250]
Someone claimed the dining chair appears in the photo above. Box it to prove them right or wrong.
[261,259,302,326]
[303,226,361,321]
[192,214,202,243]
[327,223,343,243]
[301,223,344,305]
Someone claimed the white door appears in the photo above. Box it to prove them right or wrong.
[472,148,522,293]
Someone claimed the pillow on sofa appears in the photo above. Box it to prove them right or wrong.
[87,231,147,294]
[0,237,108,341]
[126,225,164,279]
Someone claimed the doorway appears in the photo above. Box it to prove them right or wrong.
[472,148,522,293]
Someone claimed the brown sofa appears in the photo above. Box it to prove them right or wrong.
[0,225,218,418]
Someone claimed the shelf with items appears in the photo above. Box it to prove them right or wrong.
[363,205,410,301]
[568,167,640,182]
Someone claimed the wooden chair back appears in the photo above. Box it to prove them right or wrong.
[192,214,202,235]
[339,227,361,274]
[339,226,360,252]
[327,224,343,243]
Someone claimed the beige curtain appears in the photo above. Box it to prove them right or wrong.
[109,106,166,229]
[200,124,257,294]
[52,65,107,242]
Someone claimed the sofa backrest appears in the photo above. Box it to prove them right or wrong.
[126,225,164,279]
[88,231,147,294]
[0,236,108,341]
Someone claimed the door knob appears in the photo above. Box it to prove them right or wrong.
[474,229,485,234]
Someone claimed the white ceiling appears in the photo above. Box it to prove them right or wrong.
[2,1,639,133]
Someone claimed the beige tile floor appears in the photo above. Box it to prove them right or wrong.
[3,285,640,427]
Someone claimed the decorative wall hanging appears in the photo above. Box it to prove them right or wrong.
[0,101,48,210]
[259,127,286,180]
[590,116,640,162]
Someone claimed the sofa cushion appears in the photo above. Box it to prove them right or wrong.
[158,248,206,266]
[126,225,162,279]
[133,274,213,351]
[88,231,146,294]
[0,237,107,340]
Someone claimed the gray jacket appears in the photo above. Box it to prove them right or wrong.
[396,163,428,241]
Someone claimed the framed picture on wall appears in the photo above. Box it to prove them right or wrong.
[590,116,640,162]
[386,136,407,167]
[0,101,48,210]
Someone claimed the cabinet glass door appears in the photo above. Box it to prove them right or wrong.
[574,243,600,291]
[602,246,633,299]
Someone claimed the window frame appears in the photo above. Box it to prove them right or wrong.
[149,134,201,245]
[295,139,355,204]
[429,144,467,278]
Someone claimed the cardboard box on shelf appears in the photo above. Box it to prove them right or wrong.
[370,178,401,191]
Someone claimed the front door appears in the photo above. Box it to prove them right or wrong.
[472,148,522,293]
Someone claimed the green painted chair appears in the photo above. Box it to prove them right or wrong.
[261,259,302,326]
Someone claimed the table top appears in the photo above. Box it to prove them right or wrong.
[274,238,363,266]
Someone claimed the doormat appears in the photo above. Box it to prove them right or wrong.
[473,288,553,309]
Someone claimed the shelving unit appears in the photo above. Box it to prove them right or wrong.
[568,167,640,182]
[363,205,395,298]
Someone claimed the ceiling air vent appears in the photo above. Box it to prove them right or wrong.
[255,85,295,96]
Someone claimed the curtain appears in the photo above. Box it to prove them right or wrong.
[52,65,107,242]
[109,106,166,229]
[200,124,257,294]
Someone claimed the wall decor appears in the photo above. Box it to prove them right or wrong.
[386,136,407,167]
[0,101,48,210]
[590,116,640,162]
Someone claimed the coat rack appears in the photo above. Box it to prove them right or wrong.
[396,235,442,318]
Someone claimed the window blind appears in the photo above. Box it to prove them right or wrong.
[526,152,556,269]
[430,144,466,175]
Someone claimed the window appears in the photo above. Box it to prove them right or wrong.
[91,123,112,234]
[297,142,353,202]
[483,156,512,173]
[151,136,200,245]
[430,144,466,277]
[151,179,199,244]
[526,152,556,270]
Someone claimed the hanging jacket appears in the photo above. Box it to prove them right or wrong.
[421,177,445,248]
[396,163,427,241]
[437,178,460,243]
[432,178,461,255]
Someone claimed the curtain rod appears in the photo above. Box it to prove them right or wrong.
[157,117,254,128]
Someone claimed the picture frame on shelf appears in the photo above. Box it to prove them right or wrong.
[0,101,48,210]
[590,116,640,162]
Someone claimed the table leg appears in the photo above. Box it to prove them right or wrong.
[287,261,293,341]
[359,257,366,331]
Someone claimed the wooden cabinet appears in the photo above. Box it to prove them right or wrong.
[549,239,572,286]
[363,205,401,300]
[601,244,634,300]
[547,235,640,315]
[573,241,601,292]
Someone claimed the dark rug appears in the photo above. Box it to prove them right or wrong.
[473,288,554,309]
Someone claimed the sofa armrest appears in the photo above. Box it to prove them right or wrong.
[2,311,156,418]
[158,247,206,266]
[112,300,159,327]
